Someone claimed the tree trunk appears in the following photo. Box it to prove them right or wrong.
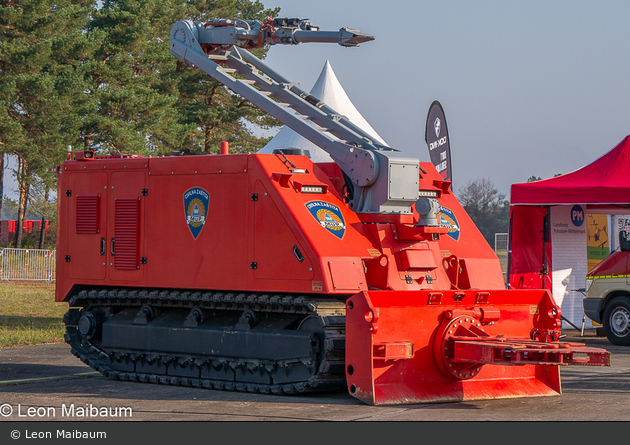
[14,158,30,249]
[0,153,4,220]
[38,187,50,249]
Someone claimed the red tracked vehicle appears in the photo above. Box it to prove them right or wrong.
[56,17,609,405]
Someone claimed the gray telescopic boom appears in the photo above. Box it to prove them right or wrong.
[169,17,420,214]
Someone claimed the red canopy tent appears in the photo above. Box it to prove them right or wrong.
[508,135,630,292]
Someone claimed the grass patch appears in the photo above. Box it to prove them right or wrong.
[0,282,67,348]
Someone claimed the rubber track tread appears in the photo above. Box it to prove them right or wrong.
[64,288,347,395]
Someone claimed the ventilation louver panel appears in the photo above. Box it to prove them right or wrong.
[114,198,139,270]
[76,194,100,234]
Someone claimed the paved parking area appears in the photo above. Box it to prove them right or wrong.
[0,329,627,425]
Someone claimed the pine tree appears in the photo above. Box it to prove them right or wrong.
[85,0,280,156]
[0,0,98,246]
[1,0,284,247]
[176,0,281,154]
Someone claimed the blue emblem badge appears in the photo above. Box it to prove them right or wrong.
[306,201,346,239]
[438,206,460,241]
[184,187,209,239]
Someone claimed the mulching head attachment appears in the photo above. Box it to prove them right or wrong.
[345,289,610,405]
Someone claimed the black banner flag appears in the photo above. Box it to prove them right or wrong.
[424,101,452,182]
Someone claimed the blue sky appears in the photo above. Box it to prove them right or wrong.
[8,1,625,202]
[261,0,630,197]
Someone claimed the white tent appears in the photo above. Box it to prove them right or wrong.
[257,60,388,162]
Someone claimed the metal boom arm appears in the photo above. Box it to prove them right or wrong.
[169,18,421,213]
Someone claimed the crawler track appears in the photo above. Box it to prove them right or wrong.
[64,288,348,394]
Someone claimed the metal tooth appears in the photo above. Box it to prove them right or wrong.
[137,374,149,383]
[281,296,293,304]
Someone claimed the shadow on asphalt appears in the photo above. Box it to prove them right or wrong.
[0,330,628,409]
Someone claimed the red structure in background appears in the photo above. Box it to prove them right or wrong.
[0,220,50,245]
[508,135,630,292]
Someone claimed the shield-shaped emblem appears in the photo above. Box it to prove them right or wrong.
[438,205,460,241]
[305,200,346,239]
[184,187,209,239]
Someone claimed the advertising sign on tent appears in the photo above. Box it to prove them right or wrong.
[424,101,452,182]
[550,205,587,326]
[586,214,609,271]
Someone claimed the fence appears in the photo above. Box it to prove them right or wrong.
[494,233,509,282]
[0,248,56,283]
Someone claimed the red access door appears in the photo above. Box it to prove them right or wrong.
[65,172,108,280]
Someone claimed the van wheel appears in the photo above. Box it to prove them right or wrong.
[603,297,630,345]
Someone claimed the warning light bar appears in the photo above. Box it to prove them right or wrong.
[418,190,439,198]
[292,182,328,194]
[300,185,327,194]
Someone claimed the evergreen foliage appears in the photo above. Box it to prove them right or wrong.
[0,0,281,246]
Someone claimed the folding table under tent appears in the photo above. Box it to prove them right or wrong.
[508,135,630,330]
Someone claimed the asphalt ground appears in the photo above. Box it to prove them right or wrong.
[0,328,625,441]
